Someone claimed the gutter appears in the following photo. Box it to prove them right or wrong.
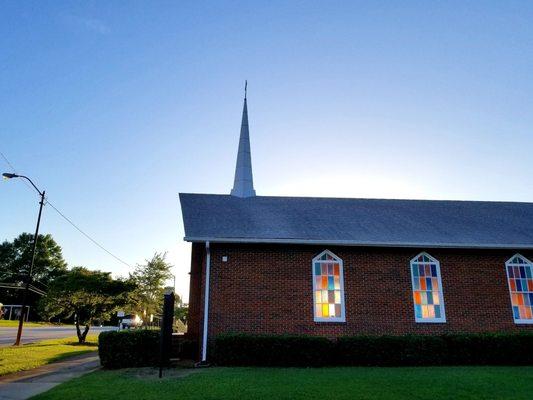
[183,237,533,250]
[200,241,210,364]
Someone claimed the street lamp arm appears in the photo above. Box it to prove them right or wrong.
[17,175,43,196]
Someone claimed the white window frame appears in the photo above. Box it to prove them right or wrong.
[410,252,446,323]
[505,253,533,325]
[312,250,346,323]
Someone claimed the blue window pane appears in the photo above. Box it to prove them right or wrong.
[314,263,321,275]
[415,305,422,318]
[413,279,420,290]
[527,268,532,279]
[328,276,334,290]
[513,306,520,320]
[508,266,514,278]
[426,278,432,290]
[525,295,531,306]
[412,265,418,277]
[520,266,526,278]
[419,265,424,276]
[431,265,437,277]
[434,305,441,319]
[529,293,533,305]
[517,280,522,292]
[427,292,433,305]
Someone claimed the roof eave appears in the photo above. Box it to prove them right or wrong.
[182,236,533,250]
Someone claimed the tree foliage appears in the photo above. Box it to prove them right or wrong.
[0,233,67,285]
[40,267,135,343]
[129,252,173,318]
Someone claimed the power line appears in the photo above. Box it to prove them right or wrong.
[1,150,133,269]
[45,199,132,268]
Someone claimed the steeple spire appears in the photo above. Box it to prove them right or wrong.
[230,81,256,198]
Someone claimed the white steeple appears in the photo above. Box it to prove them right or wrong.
[230,81,256,198]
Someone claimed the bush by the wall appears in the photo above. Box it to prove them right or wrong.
[212,332,533,367]
[99,330,160,369]
[212,333,334,366]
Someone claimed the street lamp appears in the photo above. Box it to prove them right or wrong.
[3,173,46,346]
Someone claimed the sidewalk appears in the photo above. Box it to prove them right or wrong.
[0,353,99,400]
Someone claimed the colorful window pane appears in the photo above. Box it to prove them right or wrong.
[410,253,446,323]
[506,254,533,324]
[313,250,345,322]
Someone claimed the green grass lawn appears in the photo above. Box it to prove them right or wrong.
[0,320,63,328]
[0,335,98,376]
[32,366,533,400]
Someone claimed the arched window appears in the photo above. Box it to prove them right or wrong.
[505,254,533,324]
[312,250,345,322]
[410,252,446,323]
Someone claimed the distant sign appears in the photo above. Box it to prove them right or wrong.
[117,311,125,317]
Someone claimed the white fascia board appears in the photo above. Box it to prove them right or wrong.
[183,236,533,250]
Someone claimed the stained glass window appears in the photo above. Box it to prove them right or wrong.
[506,254,533,324]
[410,253,446,323]
[313,250,345,322]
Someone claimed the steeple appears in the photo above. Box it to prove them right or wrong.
[230,81,256,198]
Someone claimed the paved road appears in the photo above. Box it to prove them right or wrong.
[0,326,115,346]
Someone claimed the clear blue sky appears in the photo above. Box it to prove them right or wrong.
[1,1,532,299]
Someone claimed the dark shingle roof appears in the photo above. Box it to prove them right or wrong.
[179,193,533,249]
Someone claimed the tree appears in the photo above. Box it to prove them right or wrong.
[0,233,68,285]
[130,253,173,319]
[0,233,68,316]
[39,267,135,343]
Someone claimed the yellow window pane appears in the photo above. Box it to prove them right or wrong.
[329,304,335,317]
[322,303,329,317]
[334,290,341,304]
[422,305,429,318]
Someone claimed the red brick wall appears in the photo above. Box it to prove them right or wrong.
[187,243,533,351]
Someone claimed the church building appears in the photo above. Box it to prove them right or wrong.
[179,89,533,362]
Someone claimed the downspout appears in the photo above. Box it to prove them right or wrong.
[201,241,211,363]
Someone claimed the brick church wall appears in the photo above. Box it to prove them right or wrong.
[187,243,533,354]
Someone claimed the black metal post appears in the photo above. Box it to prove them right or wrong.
[14,190,45,346]
[159,291,175,378]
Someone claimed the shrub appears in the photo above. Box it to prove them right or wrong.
[212,333,334,366]
[99,330,159,369]
[212,332,533,367]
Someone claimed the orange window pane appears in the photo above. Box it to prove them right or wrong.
[512,293,519,305]
[432,278,439,290]
[510,280,516,291]
[427,305,435,318]
[413,291,421,305]
[518,294,524,306]
[322,303,329,317]
[425,265,431,276]
[420,277,426,290]
[334,264,340,276]
[315,306,322,318]
[528,280,533,291]
[525,307,533,319]
[520,306,528,319]
[321,276,328,289]
[321,264,328,275]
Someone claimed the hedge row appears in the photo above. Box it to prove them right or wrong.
[98,330,198,369]
[212,333,533,367]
